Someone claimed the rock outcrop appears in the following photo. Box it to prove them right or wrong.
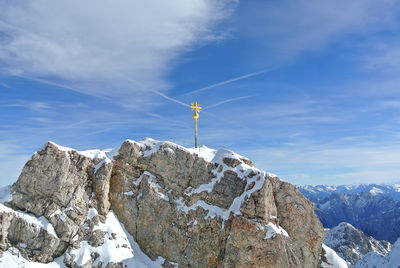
[0,138,326,267]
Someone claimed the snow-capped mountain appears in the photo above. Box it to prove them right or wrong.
[324,222,391,265]
[0,138,334,267]
[299,183,400,202]
[353,238,400,268]
[313,192,400,243]
[298,183,400,244]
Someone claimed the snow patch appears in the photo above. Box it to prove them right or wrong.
[257,222,289,240]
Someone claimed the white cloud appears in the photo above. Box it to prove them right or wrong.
[0,0,236,102]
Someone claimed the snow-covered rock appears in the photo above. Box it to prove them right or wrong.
[324,222,391,265]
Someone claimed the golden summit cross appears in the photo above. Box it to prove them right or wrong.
[190,101,202,148]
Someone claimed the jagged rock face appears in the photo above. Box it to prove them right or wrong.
[1,138,325,267]
[324,222,391,265]
[269,177,325,268]
[110,139,325,267]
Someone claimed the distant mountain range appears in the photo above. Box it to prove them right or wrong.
[300,183,400,202]
[298,183,400,243]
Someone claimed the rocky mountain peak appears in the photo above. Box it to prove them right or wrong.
[0,138,329,267]
[324,222,391,265]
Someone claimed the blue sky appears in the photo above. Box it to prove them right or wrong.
[1,0,400,186]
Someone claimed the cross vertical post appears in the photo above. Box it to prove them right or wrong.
[190,101,202,148]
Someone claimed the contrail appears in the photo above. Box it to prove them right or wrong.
[204,95,255,110]
[150,90,189,107]
[111,71,190,108]
[18,75,81,93]
[180,69,270,97]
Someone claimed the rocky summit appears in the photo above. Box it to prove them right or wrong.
[0,138,329,267]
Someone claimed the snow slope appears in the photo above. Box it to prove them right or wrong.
[321,244,348,268]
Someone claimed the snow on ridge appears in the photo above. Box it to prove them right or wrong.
[40,141,118,173]
[127,137,254,167]
[0,204,58,238]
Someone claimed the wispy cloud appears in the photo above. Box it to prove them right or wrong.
[2,101,52,113]
[0,0,236,102]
